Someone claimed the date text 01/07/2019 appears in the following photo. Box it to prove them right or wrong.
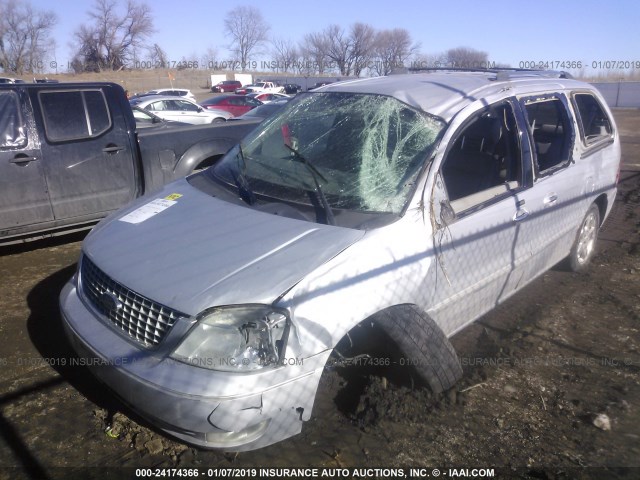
[519,60,640,70]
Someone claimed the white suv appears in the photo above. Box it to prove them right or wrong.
[145,88,196,102]
[61,69,620,451]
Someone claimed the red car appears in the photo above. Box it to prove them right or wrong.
[200,95,262,117]
[211,80,242,93]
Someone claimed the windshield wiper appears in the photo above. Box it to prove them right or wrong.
[284,143,335,226]
[233,143,256,205]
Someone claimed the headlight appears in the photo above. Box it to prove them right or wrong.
[171,305,290,372]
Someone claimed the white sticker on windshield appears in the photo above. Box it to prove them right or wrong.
[119,198,177,224]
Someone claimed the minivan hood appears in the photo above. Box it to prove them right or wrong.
[83,179,364,316]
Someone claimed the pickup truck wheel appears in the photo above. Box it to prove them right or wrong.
[373,305,462,393]
[567,203,600,272]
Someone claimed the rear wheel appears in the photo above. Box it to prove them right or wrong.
[568,203,600,272]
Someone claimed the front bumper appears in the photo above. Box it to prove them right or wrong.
[59,279,329,451]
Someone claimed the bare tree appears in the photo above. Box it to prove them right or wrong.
[349,22,376,77]
[200,46,220,70]
[72,0,154,72]
[0,0,57,74]
[301,23,376,77]
[271,37,298,73]
[300,32,330,75]
[324,24,351,75]
[371,28,418,76]
[445,47,489,68]
[146,43,167,68]
[224,6,269,71]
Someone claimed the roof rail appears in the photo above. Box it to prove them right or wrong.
[391,67,573,80]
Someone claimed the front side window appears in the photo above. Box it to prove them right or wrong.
[441,101,522,214]
[573,93,613,146]
[0,91,27,149]
[523,96,574,174]
[208,92,445,218]
[39,90,111,142]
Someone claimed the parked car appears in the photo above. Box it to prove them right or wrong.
[228,98,290,122]
[0,82,259,244]
[144,88,196,102]
[235,82,284,95]
[234,84,259,95]
[60,70,620,452]
[130,96,232,124]
[212,80,242,93]
[131,106,189,128]
[0,77,26,84]
[200,94,262,117]
[247,92,290,103]
[283,83,302,94]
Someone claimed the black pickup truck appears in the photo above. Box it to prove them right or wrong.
[0,82,260,245]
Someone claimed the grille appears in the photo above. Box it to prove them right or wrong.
[80,255,184,347]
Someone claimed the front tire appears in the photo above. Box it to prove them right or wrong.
[568,203,600,272]
[373,305,462,393]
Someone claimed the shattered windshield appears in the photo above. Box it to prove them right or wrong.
[210,92,444,216]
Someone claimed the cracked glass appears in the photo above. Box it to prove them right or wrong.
[211,92,444,215]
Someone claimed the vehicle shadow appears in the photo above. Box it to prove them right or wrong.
[24,264,182,456]
[0,231,88,257]
[25,264,123,412]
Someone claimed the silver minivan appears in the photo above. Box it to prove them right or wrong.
[60,70,621,451]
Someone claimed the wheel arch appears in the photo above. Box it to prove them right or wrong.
[593,193,608,226]
[330,303,462,393]
[173,138,237,177]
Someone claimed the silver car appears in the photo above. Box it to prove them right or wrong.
[61,70,621,451]
[130,95,232,124]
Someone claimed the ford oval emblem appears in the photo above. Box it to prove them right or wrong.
[99,291,122,312]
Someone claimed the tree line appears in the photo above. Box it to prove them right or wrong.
[0,0,491,76]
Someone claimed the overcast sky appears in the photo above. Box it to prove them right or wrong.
[28,0,640,75]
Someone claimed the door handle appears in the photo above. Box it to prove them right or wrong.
[513,208,530,222]
[102,145,125,154]
[9,155,38,164]
[543,193,558,207]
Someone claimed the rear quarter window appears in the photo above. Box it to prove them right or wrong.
[39,89,111,142]
[573,92,613,146]
[522,95,575,175]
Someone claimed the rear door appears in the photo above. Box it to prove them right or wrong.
[511,93,584,281]
[31,86,139,221]
[0,88,53,235]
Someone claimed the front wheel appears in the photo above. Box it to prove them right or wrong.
[211,117,226,123]
[568,203,600,272]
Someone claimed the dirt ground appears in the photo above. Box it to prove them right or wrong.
[1,110,639,480]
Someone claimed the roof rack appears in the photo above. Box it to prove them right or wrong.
[390,67,573,80]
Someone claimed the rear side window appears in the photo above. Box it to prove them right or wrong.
[573,93,612,145]
[523,97,574,174]
[39,90,111,142]
[0,91,27,149]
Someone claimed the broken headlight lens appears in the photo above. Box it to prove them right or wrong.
[171,305,290,372]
